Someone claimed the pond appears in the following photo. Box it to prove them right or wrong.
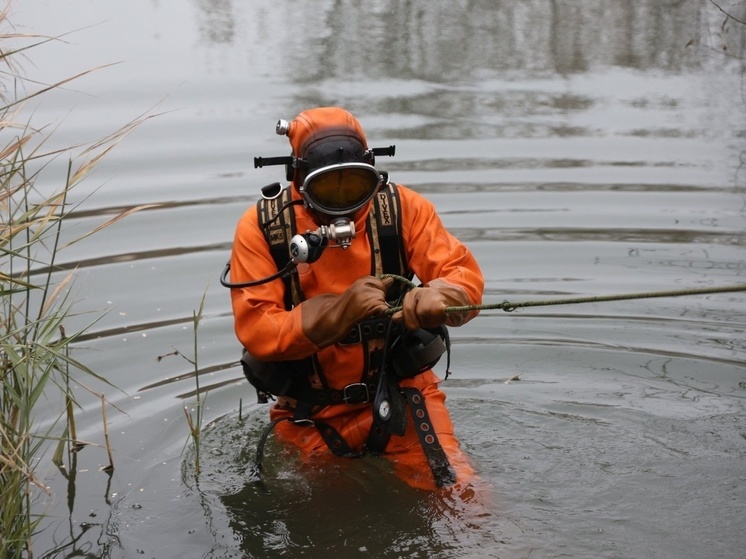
[12,1,746,557]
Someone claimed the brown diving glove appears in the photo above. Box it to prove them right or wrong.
[301,276,395,348]
[391,278,472,331]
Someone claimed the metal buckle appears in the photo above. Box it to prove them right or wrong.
[342,383,370,404]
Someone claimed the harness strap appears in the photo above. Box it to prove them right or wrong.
[339,316,402,345]
[314,420,363,458]
[365,421,391,454]
[251,416,361,476]
[258,186,303,308]
[368,183,412,294]
[401,387,457,487]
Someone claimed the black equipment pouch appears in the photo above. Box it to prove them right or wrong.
[390,326,448,379]
[241,350,382,408]
[240,351,310,404]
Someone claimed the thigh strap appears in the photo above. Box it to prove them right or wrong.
[401,387,457,487]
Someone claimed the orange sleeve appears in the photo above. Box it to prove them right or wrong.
[229,205,319,361]
[398,185,484,318]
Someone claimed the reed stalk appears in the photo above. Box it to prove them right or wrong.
[160,288,208,476]
[1,9,155,557]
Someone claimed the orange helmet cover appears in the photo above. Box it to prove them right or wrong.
[287,107,368,157]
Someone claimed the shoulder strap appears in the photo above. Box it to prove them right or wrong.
[367,182,411,279]
[257,187,303,310]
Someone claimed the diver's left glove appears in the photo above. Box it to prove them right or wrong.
[392,279,473,331]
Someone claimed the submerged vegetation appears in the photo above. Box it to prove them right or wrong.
[0,9,154,557]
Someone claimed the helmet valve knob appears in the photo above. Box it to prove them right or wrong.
[318,218,356,249]
[276,119,290,136]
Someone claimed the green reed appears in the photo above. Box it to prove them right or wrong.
[1,11,155,557]
[159,288,208,476]
[183,292,208,476]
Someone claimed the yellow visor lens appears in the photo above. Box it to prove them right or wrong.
[303,165,380,213]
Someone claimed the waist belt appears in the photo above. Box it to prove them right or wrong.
[297,381,378,406]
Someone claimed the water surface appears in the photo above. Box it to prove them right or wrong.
[12,1,746,557]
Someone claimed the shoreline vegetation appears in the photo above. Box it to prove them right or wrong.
[0,8,153,557]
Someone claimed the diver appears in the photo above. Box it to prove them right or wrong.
[224,106,484,491]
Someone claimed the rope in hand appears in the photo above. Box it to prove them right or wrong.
[380,274,746,315]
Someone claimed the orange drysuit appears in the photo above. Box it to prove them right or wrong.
[229,109,484,491]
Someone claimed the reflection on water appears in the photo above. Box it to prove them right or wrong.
[195,0,235,44]
[196,0,726,77]
[11,0,746,558]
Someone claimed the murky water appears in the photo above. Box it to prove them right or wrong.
[12,1,746,557]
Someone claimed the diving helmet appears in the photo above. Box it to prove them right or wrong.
[254,107,395,217]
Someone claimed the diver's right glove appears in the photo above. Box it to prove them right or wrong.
[300,276,394,348]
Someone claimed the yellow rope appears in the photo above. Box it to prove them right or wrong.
[380,274,746,314]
